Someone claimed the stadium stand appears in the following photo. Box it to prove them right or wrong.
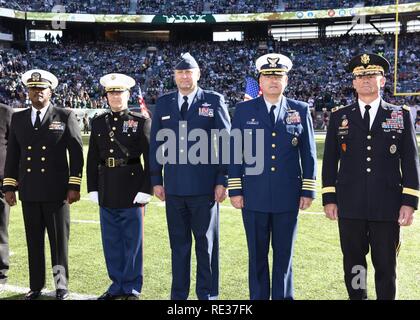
[0,0,418,14]
[0,34,418,114]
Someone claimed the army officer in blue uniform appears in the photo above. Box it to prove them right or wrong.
[322,53,419,300]
[87,73,152,300]
[149,53,231,300]
[228,53,317,300]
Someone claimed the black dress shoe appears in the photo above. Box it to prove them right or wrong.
[97,292,119,300]
[25,290,42,300]
[124,294,139,300]
[56,289,69,300]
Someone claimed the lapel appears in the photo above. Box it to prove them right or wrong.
[348,102,366,131]
[276,96,288,128]
[40,104,54,129]
[256,96,273,129]
[371,99,388,133]
[171,91,182,121]
[186,87,203,120]
[22,108,35,144]
[30,105,55,144]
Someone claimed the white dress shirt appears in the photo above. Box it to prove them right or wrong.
[358,96,381,130]
[178,88,198,111]
[264,96,282,123]
[31,105,50,126]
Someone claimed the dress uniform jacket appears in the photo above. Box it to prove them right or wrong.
[87,109,152,208]
[322,101,420,221]
[0,103,12,282]
[149,87,231,194]
[228,96,317,213]
[0,104,13,180]
[3,105,84,199]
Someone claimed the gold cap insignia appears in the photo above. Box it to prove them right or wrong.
[267,57,280,68]
[111,74,116,80]
[361,54,370,65]
[31,72,41,82]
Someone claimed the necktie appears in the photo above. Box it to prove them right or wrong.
[269,105,276,127]
[34,110,41,130]
[180,96,188,120]
[363,105,371,131]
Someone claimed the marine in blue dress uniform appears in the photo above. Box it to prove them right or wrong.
[87,73,152,300]
[149,53,231,300]
[322,53,419,300]
[228,53,317,300]
[3,69,84,300]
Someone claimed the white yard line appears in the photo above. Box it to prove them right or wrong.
[0,284,97,300]
[72,219,100,224]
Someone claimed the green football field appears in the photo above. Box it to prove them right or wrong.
[1,135,419,300]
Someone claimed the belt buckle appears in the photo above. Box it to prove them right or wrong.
[107,157,115,168]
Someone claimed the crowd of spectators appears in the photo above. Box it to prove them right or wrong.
[0,33,418,130]
[0,0,417,15]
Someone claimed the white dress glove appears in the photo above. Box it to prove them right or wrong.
[89,191,99,204]
[133,192,152,204]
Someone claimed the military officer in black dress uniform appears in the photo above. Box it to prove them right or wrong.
[0,103,13,287]
[3,69,84,300]
[87,73,152,300]
[322,53,419,300]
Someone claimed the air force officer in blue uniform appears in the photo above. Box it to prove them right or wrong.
[149,53,231,300]
[228,53,317,300]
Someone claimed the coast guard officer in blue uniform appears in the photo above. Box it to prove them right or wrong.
[149,53,231,300]
[322,53,419,300]
[87,73,152,300]
[228,53,317,300]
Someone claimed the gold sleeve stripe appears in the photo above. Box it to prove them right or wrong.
[228,178,242,181]
[3,179,17,186]
[228,187,242,190]
[228,184,242,188]
[302,179,316,182]
[322,187,336,194]
[402,188,419,198]
[3,178,17,183]
[302,182,316,186]
[69,177,82,185]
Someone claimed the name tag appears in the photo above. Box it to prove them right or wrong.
[161,116,171,120]
[246,119,259,125]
